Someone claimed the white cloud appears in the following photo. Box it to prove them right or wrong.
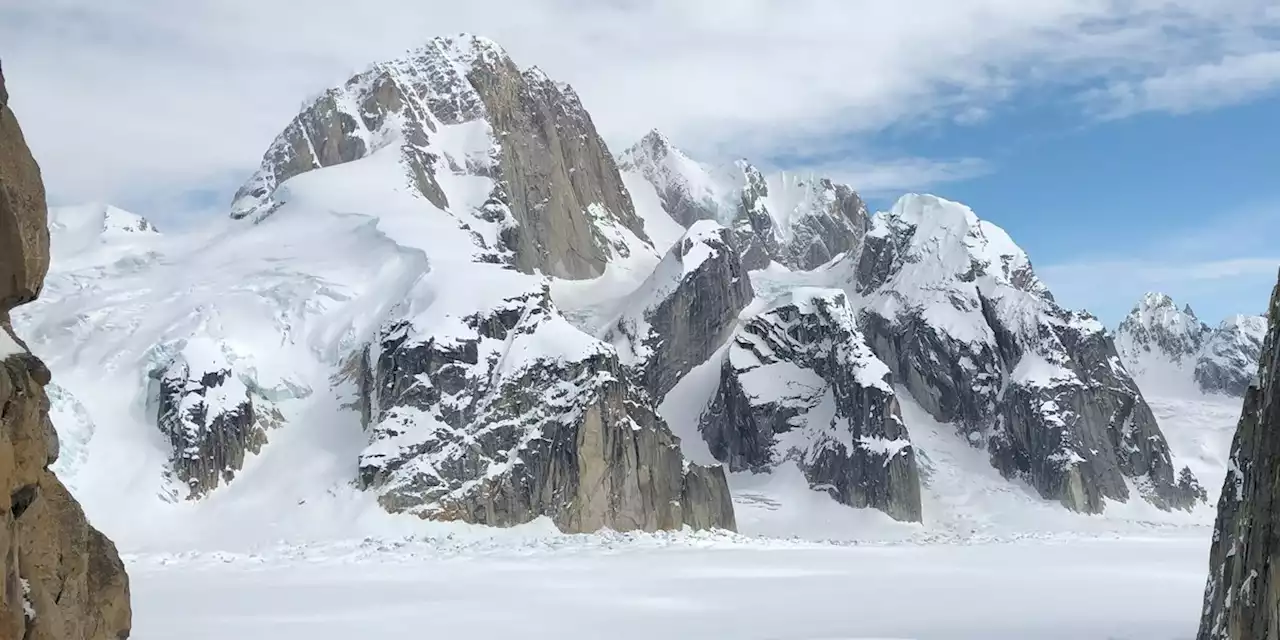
[0,0,1277,219]
[1088,51,1280,118]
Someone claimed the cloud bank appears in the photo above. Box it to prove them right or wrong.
[1,0,1277,220]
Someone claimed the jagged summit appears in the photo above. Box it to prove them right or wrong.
[852,194,1200,513]
[620,131,868,270]
[872,193,1046,296]
[1116,291,1264,397]
[231,32,649,281]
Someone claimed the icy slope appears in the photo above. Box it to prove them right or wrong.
[1116,292,1265,397]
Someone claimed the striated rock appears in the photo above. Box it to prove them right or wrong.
[1198,272,1280,640]
[607,220,754,400]
[232,34,648,280]
[357,283,735,533]
[0,62,131,639]
[619,130,868,271]
[853,194,1200,513]
[699,288,922,522]
[147,339,276,497]
[0,64,49,313]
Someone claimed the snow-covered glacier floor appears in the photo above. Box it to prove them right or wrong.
[128,532,1206,640]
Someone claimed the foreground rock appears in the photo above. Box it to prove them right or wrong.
[0,61,131,639]
[700,288,922,522]
[607,220,754,399]
[1198,272,1280,640]
[852,194,1201,513]
[357,284,735,532]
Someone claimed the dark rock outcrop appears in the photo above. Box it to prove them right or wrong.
[853,194,1200,513]
[607,221,754,400]
[1198,272,1280,640]
[0,61,131,640]
[699,289,922,522]
[233,35,648,280]
[148,342,275,497]
[357,284,736,533]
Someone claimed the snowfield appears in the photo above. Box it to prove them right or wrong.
[127,532,1208,640]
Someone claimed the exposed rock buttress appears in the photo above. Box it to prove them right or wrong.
[0,60,132,640]
[1198,271,1280,640]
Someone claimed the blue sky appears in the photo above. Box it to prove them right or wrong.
[1,0,1277,327]
[840,93,1280,325]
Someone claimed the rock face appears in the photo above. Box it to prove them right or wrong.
[147,339,278,497]
[619,130,868,270]
[357,284,735,532]
[1196,315,1267,396]
[232,34,648,280]
[1116,292,1265,397]
[699,288,922,522]
[1198,272,1280,640]
[607,220,754,399]
[0,61,131,639]
[852,194,1201,513]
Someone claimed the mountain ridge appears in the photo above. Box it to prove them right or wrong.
[10,35,1227,551]
[1116,291,1265,397]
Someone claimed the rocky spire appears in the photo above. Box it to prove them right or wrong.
[0,59,131,640]
[1198,270,1280,639]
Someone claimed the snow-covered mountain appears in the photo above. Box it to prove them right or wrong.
[620,130,867,270]
[1116,292,1265,397]
[12,34,1223,549]
[845,194,1200,512]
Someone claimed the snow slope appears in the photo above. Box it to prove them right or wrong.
[127,532,1208,640]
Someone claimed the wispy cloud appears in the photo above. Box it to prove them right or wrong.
[0,0,1277,220]
[1087,51,1280,119]
[1039,201,1280,323]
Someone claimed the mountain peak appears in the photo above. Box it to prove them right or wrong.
[1136,292,1176,311]
[640,128,671,148]
[415,33,509,68]
[1114,291,1266,397]
[871,193,1042,295]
